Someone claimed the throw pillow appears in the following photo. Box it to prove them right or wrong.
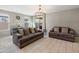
[34,28,38,33]
[18,28,24,35]
[24,28,30,35]
[30,28,35,33]
[62,27,68,34]
[54,27,59,33]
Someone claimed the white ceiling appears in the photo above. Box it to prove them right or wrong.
[0,5,79,15]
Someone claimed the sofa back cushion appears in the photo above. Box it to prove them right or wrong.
[61,27,68,34]
[54,27,59,33]
[34,28,38,33]
[24,28,30,35]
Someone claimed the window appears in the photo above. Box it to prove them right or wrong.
[0,14,10,31]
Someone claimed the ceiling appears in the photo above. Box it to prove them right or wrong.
[0,5,79,15]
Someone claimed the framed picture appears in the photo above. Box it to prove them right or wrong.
[16,16,20,20]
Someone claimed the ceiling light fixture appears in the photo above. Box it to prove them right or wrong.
[35,5,45,19]
[35,5,47,34]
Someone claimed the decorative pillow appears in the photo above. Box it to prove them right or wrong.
[18,28,24,35]
[24,28,30,35]
[62,27,68,34]
[28,28,32,33]
[54,27,59,33]
[34,28,38,33]
[30,28,35,33]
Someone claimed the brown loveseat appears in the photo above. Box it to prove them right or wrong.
[12,27,44,49]
[49,26,75,42]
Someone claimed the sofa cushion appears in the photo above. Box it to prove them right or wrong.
[59,33,74,38]
[19,32,43,44]
[54,27,59,33]
[61,27,68,34]
[33,32,43,36]
[49,32,74,39]
[19,34,34,44]
[24,28,30,35]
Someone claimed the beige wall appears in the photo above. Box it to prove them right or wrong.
[46,8,79,36]
[0,9,32,27]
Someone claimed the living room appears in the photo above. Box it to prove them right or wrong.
[0,5,79,53]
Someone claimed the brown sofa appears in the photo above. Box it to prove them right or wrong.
[49,26,75,42]
[12,27,44,49]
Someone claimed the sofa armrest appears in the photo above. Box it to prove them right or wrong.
[13,33,23,46]
[13,33,23,39]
